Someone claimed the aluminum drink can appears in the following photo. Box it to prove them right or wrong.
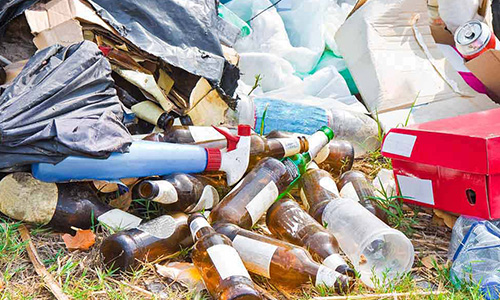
[454,20,500,60]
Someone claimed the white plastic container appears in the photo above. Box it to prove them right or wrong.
[322,197,414,287]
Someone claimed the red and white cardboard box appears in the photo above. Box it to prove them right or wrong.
[381,108,500,219]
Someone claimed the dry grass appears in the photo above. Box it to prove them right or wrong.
[0,154,483,299]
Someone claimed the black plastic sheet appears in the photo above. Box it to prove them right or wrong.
[87,0,227,83]
[0,41,132,169]
[0,0,39,34]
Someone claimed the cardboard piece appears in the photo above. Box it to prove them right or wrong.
[382,108,500,219]
[336,0,496,130]
[466,50,500,98]
[33,19,83,49]
[25,0,114,33]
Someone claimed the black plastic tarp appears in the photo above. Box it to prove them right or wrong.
[0,41,132,169]
[0,0,39,34]
[87,0,226,83]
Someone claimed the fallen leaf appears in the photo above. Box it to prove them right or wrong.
[431,214,446,227]
[359,254,367,265]
[62,229,95,251]
[421,255,437,269]
[109,190,133,211]
[433,209,458,229]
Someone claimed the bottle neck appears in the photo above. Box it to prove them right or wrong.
[157,113,175,131]
[189,217,214,241]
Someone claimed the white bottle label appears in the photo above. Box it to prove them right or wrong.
[322,254,346,271]
[186,185,220,213]
[207,244,251,280]
[315,265,340,288]
[340,182,359,202]
[138,215,176,239]
[232,235,278,278]
[97,209,143,231]
[319,176,340,197]
[189,217,211,241]
[189,126,225,143]
[308,131,329,160]
[245,181,279,225]
[276,138,302,157]
[314,145,330,164]
[152,181,178,204]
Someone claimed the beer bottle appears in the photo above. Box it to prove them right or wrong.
[101,212,192,271]
[266,198,354,278]
[0,173,142,233]
[214,223,352,293]
[136,174,225,213]
[131,101,176,132]
[209,126,334,229]
[338,171,388,223]
[299,168,341,222]
[143,125,239,143]
[266,130,354,173]
[188,214,261,300]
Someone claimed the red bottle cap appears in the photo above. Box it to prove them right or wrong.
[205,148,222,171]
[237,124,252,136]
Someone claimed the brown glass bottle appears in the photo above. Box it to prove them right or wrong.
[337,171,388,223]
[214,223,352,293]
[208,157,294,229]
[266,130,354,173]
[101,212,192,271]
[0,173,142,233]
[299,168,341,223]
[136,173,226,213]
[143,125,239,143]
[266,198,355,278]
[188,214,261,300]
[196,135,308,169]
[209,126,334,229]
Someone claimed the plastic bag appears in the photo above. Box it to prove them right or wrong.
[450,218,500,300]
[0,41,131,169]
[438,0,480,33]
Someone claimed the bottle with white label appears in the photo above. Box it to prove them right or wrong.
[136,174,227,213]
[188,213,261,300]
[214,223,352,293]
[0,173,142,234]
[131,101,177,131]
[101,212,192,271]
[209,126,334,229]
[338,171,388,223]
[319,197,414,288]
[266,198,355,278]
[142,125,240,144]
[266,130,355,174]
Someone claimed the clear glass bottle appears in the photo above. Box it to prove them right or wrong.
[214,223,352,293]
[188,213,261,300]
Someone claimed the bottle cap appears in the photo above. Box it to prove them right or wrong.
[205,148,222,171]
[237,124,252,136]
[320,126,335,141]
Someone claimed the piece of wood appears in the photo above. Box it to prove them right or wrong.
[314,290,447,300]
[18,224,71,300]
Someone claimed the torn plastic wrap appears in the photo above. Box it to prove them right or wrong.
[0,41,132,170]
[86,0,226,83]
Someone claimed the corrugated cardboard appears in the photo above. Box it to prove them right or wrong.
[466,50,500,98]
[33,19,83,49]
[336,0,496,129]
[25,0,114,33]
